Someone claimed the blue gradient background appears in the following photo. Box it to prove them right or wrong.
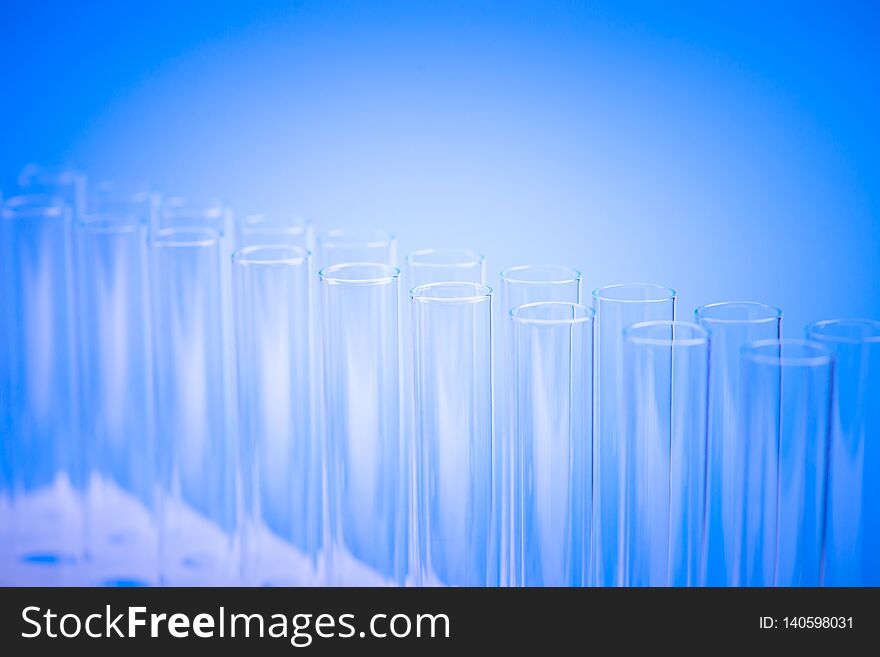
[2,0,878,331]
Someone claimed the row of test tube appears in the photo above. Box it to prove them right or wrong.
[1,166,878,587]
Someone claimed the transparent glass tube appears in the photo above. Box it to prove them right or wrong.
[158,198,237,437]
[320,263,406,585]
[402,247,487,580]
[498,265,581,586]
[0,194,9,577]
[76,212,158,586]
[592,283,676,586]
[234,245,323,586]
[405,248,485,288]
[806,319,880,586]
[17,164,87,220]
[159,196,233,246]
[412,282,493,586]
[695,301,781,586]
[0,195,83,585]
[317,228,396,269]
[622,321,709,586]
[89,181,159,227]
[150,227,239,585]
[738,340,832,586]
[237,214,314,250]
[511,302,593,586]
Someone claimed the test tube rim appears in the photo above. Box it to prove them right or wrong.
[17,163,85,188]
[805,318,880,345]
[695,301,782,325]
[232,244,310,267]
[150,226,220,249]
[161,196,226,220]
[592,282,676,305]
[319,261,399,285]
[510,301,595,326]
[242,213,310,233]
[91,180,155,205]
[742,338,833,368]
[500,264,581,286]
[77,211,144,234]
[1,194,67,219]
[318,227,396,250]
[410,281,492,304]
[624,320,709,347]
[405,247,485,269]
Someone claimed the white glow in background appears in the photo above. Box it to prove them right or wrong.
[2,1,878,332]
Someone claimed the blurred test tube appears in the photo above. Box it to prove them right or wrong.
[89,180,158,226]
[0,195,84,585]
[806,319,880,586]
[17,164,87,221]
[405,248,485,289]
[236,213,313,251]
[316,228,396,270]
[76,210,158,585]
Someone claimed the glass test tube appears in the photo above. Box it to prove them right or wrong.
[321,263,406,585]
[511,302,593,587]
[622,321,709,586]
[17,164,87,220]
[234,245,323,586]
[695,302,781,586]
[159,196,231,234]
[405,248,485,289]
[0,195,83,585]
[401,248,487,583]
[89,181,158,227]
[592,283,675,586]
[412,282,494,586]
[317,228,396,269]
[806,319,880,586]
[236,214,314,250]
[159,197,237,441]
[150,227,239,585]
[76,212,158,586]
[0,188,11,577]
[0,190,9,577]
[738,340,832,586]
[498,265,581,586]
